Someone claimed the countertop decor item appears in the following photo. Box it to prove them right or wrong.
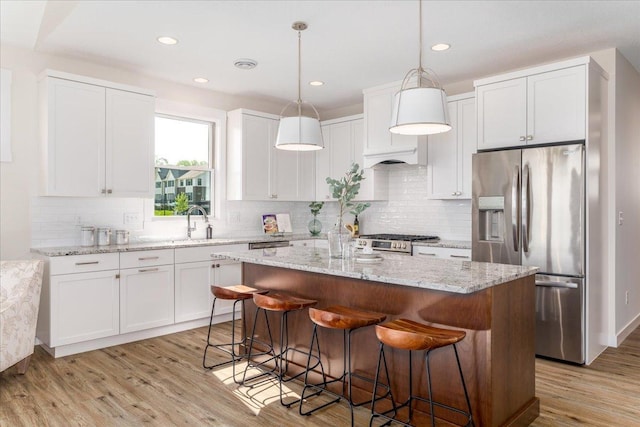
[326,163,368,258]
[274,21,323,151]
[308,201,324,236]
[389,0,451,136]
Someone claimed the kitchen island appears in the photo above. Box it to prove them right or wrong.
[216,247,539,426]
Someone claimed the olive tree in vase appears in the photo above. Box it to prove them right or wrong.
[326,163,369,258]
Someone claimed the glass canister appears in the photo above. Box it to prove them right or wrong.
[97,228,111,246]
[80,226,96,247]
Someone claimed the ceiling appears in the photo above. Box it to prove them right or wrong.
[1,1,639,112]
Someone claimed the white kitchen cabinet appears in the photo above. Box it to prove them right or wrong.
[227,109,315,201]
[362,82,425,168]
[476,64,586,150]
[38,253,120,347]
[119,250,174,334]
[412,246,471,260]
[174,244,246,323]
[427,94,476,199]
[317,115,388,201]
[40,71,155,197]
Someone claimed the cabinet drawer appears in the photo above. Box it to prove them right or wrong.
[413,246,471,260]
[175,244,247,263]
[49,253,119,275]
[120,249,174,269]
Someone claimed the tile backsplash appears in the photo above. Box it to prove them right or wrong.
[31,164,470,247]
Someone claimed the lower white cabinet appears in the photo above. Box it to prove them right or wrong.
[412,246,471,260]
[38,253,120,348]
[174,244,246,323]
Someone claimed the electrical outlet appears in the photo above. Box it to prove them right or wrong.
[123,212,140,224]
[625,291,629,305]
[618,211,624,225]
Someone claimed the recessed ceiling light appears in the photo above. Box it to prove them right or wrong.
[234,58,258,70]
[193,77,209,83]
[309,81,324,86]
[431,43,450,51]
[157,36,178,45]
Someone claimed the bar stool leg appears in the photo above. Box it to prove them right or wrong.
[425,350,435,426]
[242,307,276,385]
[203,298,245,377]
[453,345,474,427]
[369,343,398,427]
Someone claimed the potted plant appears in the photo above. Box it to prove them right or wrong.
[326,163,369,258]
[308,201,324,236]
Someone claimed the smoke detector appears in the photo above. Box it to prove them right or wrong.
[234,58,258,70]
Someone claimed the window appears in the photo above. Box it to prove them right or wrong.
[154,114,214,216]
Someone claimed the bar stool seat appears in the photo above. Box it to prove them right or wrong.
[202,284,268,383]
[244,292,321,407]
[370,318,474,427]
[300,305,390,426]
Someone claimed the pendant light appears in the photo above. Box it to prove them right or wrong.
[389,0,451,136]
[275,22,324,151]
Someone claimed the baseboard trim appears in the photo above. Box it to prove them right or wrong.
[616,313,640,346]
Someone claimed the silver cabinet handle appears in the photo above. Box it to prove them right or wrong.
[138,268,159,273]
[75,261,99,266]
[101,189,107,194]
[418,252,437,256]
[270,194,278,199]
[511,165,520,252]
[526,135,533,141]
[450,254,470,259]
[107,189,113,194]
[138,256,159,261]
[519,136,526,141]
[522,163,531,253]
[211,263,221,268]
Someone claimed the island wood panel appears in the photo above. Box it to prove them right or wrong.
[242,263,539,426]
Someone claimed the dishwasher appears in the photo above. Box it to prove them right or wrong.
[248,241,290,250]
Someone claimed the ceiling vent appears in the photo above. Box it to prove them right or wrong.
[234,58,258,70]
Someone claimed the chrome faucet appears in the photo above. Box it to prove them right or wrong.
[186,205,209,239]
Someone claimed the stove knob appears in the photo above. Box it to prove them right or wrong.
[361,241,367,246]
[401,243,407,249]
[391,242,397,249]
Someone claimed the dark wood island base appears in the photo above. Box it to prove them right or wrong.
[242,263,539,427]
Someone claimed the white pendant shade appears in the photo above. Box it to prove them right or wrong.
[390,87,451,135]
[275,116,323,151]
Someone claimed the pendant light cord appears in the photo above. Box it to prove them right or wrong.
[418,0,424,86]
[297,30,302,116]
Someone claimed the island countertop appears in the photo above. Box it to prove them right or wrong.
[214,247,537,294]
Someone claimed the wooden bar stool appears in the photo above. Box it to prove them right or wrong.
[243,292,322,407]
[299,305,391,427]
[202,285,271,384]
[370,318,474,427]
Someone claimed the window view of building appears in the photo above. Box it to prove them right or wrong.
[154,115,214,216]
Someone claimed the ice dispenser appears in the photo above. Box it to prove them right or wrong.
[478,196,504,241]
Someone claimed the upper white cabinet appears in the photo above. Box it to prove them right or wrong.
[427,94,476,199]
[476,62,586,150]
[362,82,425,168]
[316,115,388,201]
[227,109,315,201]
[40,70,155,197]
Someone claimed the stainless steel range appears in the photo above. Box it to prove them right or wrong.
[355,234,439,254]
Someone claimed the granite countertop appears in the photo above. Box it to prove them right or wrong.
[214,247,537,294]
[412,240,471,249]
[31,233,322,257]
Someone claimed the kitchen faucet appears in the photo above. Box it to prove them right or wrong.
[186,205,209,239]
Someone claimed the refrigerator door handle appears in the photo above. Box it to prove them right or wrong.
[511,166,520,252]
[522,164,531,253]
[535,280,579,289]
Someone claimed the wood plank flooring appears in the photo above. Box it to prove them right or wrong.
[1,324,639,426]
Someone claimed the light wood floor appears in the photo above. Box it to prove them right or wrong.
[1,324,639,426]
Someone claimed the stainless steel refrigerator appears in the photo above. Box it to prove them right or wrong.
[472,143,585,364]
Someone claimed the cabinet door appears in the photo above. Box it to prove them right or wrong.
[50,270,119,346]
[427,102,459,199]
[120,265,174,333]
[477,77,527,150]
[212,259,242,315]
[175,260,213,323]
[297,151,316,201]
[364,88,416,152]
[527,66,586,145]
[458,98,477,198]
[272,147,298,200]
[243,114,275,200]
[45,78,106,196]
[317,121,355,200]
[106,89,155,197]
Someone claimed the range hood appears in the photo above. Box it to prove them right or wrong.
[362,145,426,168]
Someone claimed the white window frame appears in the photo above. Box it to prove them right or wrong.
[147,99,227,222]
